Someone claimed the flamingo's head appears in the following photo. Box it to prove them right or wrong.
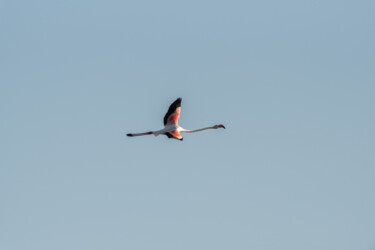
[215,124,226,129]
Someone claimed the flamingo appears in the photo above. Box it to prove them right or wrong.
[127,98,225,141]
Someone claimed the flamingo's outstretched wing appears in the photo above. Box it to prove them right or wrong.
[163,98,182,126]
[166,130,183,141]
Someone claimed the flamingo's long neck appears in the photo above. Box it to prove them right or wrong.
[127,131,153,137]
[182,126,216,133]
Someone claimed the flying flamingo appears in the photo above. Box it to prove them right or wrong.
[127,98,225,141]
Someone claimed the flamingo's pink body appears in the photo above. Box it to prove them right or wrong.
[127,98,225,141]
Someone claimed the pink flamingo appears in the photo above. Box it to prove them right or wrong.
[127,98,225,141]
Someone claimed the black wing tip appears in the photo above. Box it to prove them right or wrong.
[127,133,133,137]
[176,97,182,105]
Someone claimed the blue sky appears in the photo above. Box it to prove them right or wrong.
[1,1,374,249]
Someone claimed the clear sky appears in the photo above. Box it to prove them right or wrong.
[1,1,374,249]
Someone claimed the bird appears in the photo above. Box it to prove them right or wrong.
[127,98,225,141]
